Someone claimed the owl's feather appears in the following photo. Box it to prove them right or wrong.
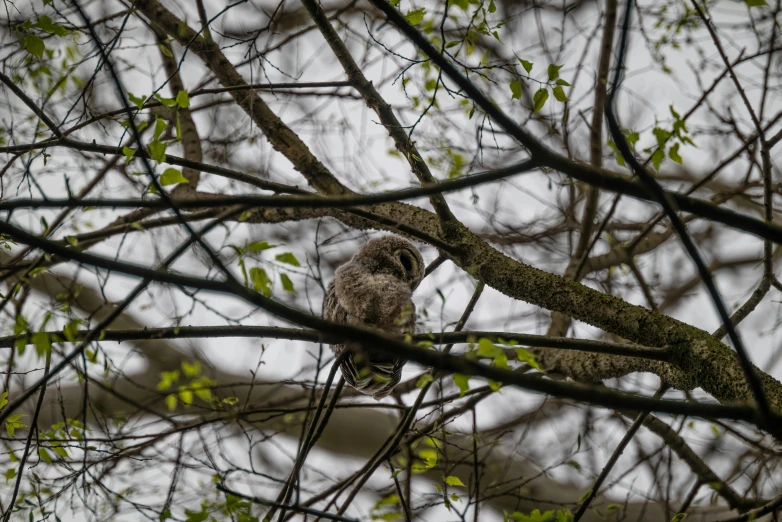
[324,236,423,399]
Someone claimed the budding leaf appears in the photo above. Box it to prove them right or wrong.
[517,57,533,73]
[444,476,465,487]
[532,88,549,113]
[128,93,147,110]
[280,273,295,293]
[668,142,682,164]
[275,252,300,267]
[160,168,188,186]
[547,64,563,80]
[176,90,190,109]
[248,241,276,252]
[453,374,470,396]
[21,34,45,59]
[405,8,426,25]
[552,86,568,102]
[509,80,522,100]
[250,267,272,296]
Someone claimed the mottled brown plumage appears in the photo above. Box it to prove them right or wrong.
[324,235,424,399]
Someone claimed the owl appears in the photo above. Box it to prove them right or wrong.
[324,235,424,399]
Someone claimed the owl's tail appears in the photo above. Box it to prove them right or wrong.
[340,350,405,400]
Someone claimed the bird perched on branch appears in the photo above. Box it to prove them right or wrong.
[324,235,424,399]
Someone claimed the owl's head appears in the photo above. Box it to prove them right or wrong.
[356,235,424,290]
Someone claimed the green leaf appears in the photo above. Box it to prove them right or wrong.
[280,273,295,293]
[474,338,509,369]
[509,80,522,100]
[53,446,68,458]
[405,8,426,25]
[65,235,78,247]
[13,337,25,356]
[510,509,557,522]
[192,377,214,402]
[374,494,400,508]
[63,319,82,342]
[552,85,568,102]
[153,118,167,140]
[21,34,45,59]
[556,79,571,86]
[651,148,665,170]
[607,140,625,166]
[31,331,51,357]
[247,240,276,252]
[444,475,465,487]
[418,448,438,466]
[165,394,177,411]
[35,16,69,37]
[153,93,177,108]
[184,505,209,522]
[476,338,501,358]
[122,147,136,162]
[147,140,167,162]
[182,360,200,377]
[176,90,190,109]
[137,122,149,132]
[451,0,469,10]
[5,468,15,484]
[668,142,682,164]
[453,374,470,396]
[517,56,533,73]
[6,414,25,437]
[515,347,541,370]
[390,0,400,5]
[160,168,188,186]
[0,391,7,410]
[38,448,52,464]
[178,388,193,406]
[250,267,272,296]
[653,127,673,147]
[157,370,179,390]
[158,44,174,57]
[745,0,767,6]
[128,93,147,110]
[532,88,549,113]
[275,252,300,267]
[670,514,687,522]
[416,373,434,388]
[488,0,497,13]
[547,64,563,81]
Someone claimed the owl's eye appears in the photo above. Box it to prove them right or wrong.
[398,252,415,276]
